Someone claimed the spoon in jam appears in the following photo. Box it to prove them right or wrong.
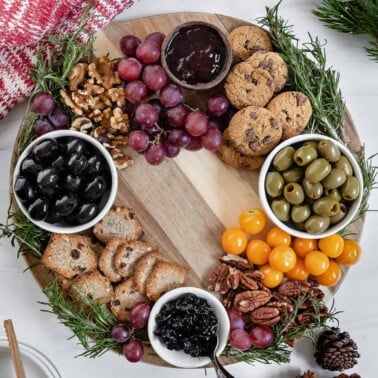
[206,335,235,378]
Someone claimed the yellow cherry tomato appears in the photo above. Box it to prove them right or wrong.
[335,239,361,265]
[304,251,330,276]
[285,257,309,281]
[259,264,283,288]
[292,237,318,257]
[221,227,248,255]
[246,239,271,265]
[239,208,266,234]
[315,260,341,287]
[265,227,291,247]
[269,245,297,272]
[318,234,344,258]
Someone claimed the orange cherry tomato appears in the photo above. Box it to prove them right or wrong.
[304,251,330,276]
[259,264,283,288]
[269,245,297,272]
[292,238,318,257]
[318,234,344,258]
[285,257,309,281]
[221,227,248,255]
[315,260,341,286]
[246,239,271,265]
[265,227,291,248]
[239,208,266,234]
[335,239,361,265]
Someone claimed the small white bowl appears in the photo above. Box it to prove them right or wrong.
[147,287,230,368]
[258,134,363,239]
[13,130,118,234]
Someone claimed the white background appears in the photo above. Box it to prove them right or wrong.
[1,0,377,377]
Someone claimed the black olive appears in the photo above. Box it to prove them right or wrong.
[65,138,88,156]
[32,139,59,162]
[53,194,78,217]
[37,168,59,197]
[14,176,36,202]
[76,203,98,224]
[66,153,88,175]
[63,175,82,193]
[28,198,49,221]
[87,154,104,176]
[20,155,42,177]
[83,176,106,200]
[51,155,65,172]
[45,209,61,224]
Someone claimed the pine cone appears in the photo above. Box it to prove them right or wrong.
[315,328,360,371]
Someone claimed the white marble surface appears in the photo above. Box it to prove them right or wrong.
[0,1,377,377]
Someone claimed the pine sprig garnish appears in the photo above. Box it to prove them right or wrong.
[313,0,378,62]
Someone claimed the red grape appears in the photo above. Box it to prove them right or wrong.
[207,94,229,117]
[201,128,223,151]
[48,108,69,129]
[163,140,181,158]
[166,104,190,128]
[129,302,151,329]
[249,326,274,348]
[135,103,159,126]
[145,32,165,47]
[227,308,246,330]
[185,136,202,151]
[136,40,161,64]
[34,118,55,136]
[145,143,166,165]
[208,118,222,131]
[141,125,160,138]
[128,130,150,152]
[123,339,144,362]
[120,35,141,56]
[159,84,184,108]
[185,111,209,136]
[229,329,252,351]
[142,65,167,91]
[148,99,163,116]
[32,93,55,115]
[125,80,147,103]
[167,129,190,147]
[118,57,143,81]
[111,323,132,343]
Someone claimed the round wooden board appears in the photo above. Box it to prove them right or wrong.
[11,12,363,368]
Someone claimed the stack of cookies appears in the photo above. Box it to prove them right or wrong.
[41,206,188,322]
[219,25,313,170]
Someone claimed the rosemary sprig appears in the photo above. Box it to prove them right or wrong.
[39,279,121,358]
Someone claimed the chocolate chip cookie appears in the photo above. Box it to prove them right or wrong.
[225,63,275,109]
[226,106,282,157]
[267,91,312,140]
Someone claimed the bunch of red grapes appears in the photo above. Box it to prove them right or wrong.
[111,302,151,363]
[118,32,232,165]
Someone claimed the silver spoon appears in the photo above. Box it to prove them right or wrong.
[206,335,234,378]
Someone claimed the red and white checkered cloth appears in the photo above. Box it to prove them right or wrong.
[0,0,134,120]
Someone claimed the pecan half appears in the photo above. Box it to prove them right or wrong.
[208,263,230,292]
[219,255,252,271]
[239,272,259,290]
[234,290,272,313]
[250,306,280,326]
[278,280,312,297]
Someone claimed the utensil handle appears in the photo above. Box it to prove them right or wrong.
[212,355,235,378]
[4,319,26,378]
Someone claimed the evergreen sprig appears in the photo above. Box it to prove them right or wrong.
[313,0,378,62]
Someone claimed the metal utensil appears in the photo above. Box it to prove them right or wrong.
[206,335,235,378]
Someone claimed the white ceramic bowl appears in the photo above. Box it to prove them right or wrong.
[147,287,230,368]
[13,130,118,234]
[258,134,363,239]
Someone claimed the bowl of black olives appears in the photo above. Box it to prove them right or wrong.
[258,134,363,238]
[13,130,118,233]
[147,287,230,368]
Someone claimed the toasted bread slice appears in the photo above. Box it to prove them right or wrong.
[98,237,125,283]
[93,207,143,244]
[55,273,74,291]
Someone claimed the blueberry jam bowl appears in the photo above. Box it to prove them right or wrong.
[161,21,233,90]
[13,130,118,233]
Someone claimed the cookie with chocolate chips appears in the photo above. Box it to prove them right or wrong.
[267,91,313,140]
[226,106,282,157]
[225,63,275,109]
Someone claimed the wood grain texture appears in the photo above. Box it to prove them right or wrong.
[11,12,363,367]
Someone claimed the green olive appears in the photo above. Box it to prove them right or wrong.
[317,140,341,162]
[303,141,318,149]
[293,145,318,166]
[322,168,347,190]
[341,176,360,201]
[302,179,323,200]
[330,203,348,224]
[293,221,306,231]
[291,204,311,223]
[282,167,305,183]
[265,171,285,198]
[334,155,353,176]
[283,183,305,205]
[305,215,331,234]
[272,146,295,172]
[305,158,332,183]
[271,199,291,222]
[313,196,340,217]
[325,188,342,202]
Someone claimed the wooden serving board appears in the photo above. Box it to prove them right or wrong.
[12,12,363,367]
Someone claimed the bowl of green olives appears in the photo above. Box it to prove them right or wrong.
[258,134,363,238]
[13,130,118,234]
